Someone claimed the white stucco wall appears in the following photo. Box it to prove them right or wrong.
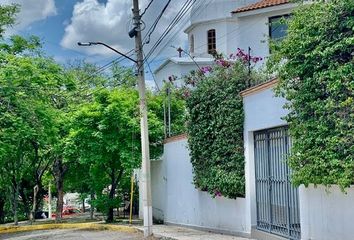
[154,61,181,89]
[300,185,354,240]
[151,160,166,221]
[186,5,294,66]
[243,86,289,234]
[150,137,248,236]
[188,20,229,57]
[190,0,258,24]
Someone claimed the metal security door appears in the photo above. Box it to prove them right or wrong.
[254,127,301,239]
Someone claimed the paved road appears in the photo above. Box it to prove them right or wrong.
[0,229,150,240]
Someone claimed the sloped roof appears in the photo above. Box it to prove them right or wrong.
[232,0,290,13]
[154,57,214,74]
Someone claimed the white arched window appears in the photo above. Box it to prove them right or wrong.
[190,34,195,54]
[207,29,216,54]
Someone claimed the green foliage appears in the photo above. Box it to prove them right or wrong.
[0,4,19,37]
[65,87,165,221]
[0,35,41,55]
[269,0,354,188]
[109,63,137,88]
[185,59,263,198]
[0,41,73,222]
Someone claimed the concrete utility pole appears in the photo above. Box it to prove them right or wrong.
[132,0,153,237]
[48,183,52,219]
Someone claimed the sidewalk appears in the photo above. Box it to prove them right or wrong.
[136,225,254,240]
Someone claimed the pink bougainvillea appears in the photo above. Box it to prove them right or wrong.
[214,190,222,197]
[201,66,213,74]
[233,48,263,64]
[185,48,263,90]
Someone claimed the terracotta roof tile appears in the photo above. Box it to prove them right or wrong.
[232,0,290,13]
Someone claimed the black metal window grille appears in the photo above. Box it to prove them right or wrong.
[254,127,301,240]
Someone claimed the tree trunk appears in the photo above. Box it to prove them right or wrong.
[56,177,64,222]
[13,184,19,225]
[106,169,123,223]
[53,158,66,223]
[106,186,115,223]
[106,177,118,223]
[90,192,94,220]
[0,197,5,224]
[82,198,85,213]
[29,185,39,223]
[19,184,31,219]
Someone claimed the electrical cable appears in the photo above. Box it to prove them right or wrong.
[144,0,196,63]
[143,53,160,91]
[146,0,214,64]
[141,0,155,18]
[143,0,172,45]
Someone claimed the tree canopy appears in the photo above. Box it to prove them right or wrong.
[269,0,354,188]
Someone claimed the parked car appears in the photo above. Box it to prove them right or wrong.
[51,206,81,218]
[35,211,49,219]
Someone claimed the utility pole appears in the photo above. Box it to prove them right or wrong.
[132,0,153,237]
[48,183,52,220]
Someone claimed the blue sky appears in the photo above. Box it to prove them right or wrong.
[4,0,188,84]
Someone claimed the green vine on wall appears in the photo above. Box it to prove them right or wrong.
[269,1,354,189]
[182,50,265,198]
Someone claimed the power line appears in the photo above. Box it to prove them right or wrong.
[144,53,160,92]
[146,0,213,64]
[78,49,135,86]
[143,0,172,45]
[141,0,155,18]
[144,0,196,63]
[145,0,194,58]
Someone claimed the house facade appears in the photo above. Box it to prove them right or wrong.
[142,1,354,240]
[154,0,295,89]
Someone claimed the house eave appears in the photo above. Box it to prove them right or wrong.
[232,3,296,18]
[154,58,214,74]
[184,17,234,34]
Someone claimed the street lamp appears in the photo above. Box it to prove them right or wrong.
[77,42,137,64]
[78,37,153,236]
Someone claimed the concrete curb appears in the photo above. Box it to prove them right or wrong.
[134,226,175,240]
[0,222,136,234]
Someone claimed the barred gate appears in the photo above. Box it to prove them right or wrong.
[254,127,301,239]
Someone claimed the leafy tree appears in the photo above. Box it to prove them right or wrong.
[109,63,137,88]
[0,4,18,37]
[66,84,167,222]
[66,89,140,222]
[269,0,354,188]
[0,47,73,223]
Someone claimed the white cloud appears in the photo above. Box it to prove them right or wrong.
[61,0,188,60]
[3,0,57,34]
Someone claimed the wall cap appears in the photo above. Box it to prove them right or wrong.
[240,78,278,97]
[164,133,188,144]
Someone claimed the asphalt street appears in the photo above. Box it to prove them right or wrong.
[0,229,150,240]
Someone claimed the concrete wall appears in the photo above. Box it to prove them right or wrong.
[149,81,354,239]
[300,185,354,240]
[151,160,166,221]
[242,85,289,234]
[242,83,354,240]
[151,137,248,236]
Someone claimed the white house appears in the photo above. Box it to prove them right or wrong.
[154,0,295,89]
